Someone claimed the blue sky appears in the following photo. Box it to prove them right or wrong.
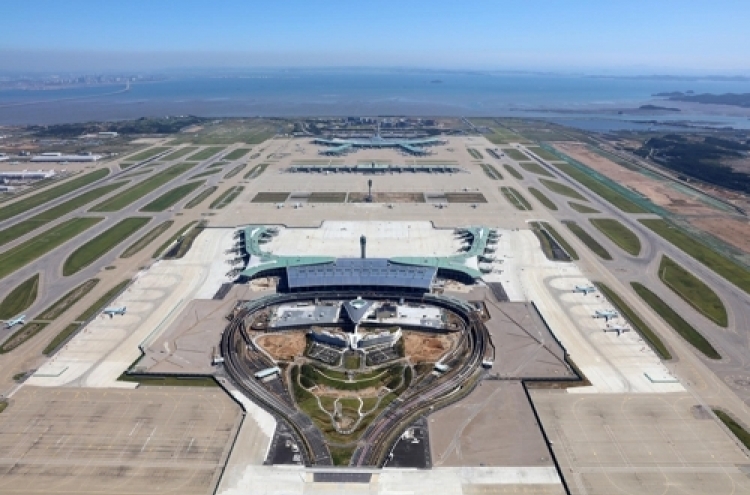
[2,0,749,73]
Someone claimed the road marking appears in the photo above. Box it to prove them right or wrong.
[140,427,156,452]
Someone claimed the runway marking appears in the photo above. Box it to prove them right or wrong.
[141,427,157,453]
[129,420,141,437]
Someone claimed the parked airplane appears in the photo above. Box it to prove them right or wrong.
[594,309,619,321]
[573,285,596,295]
[604,324,629,336]
[102,306,126,317]
[3,315,25,329]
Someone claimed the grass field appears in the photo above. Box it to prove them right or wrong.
[307,192,347,203]
[531,222,576,261]
[210,186,244,209]
[0,217,102,280]
[153,221,198,258]
[224,148,251,160]
[185,186,217,209]
[189,169,221,179]
[640,218,750,294]
[186,147,225,161]
[42,323,80,356]
[528,187,557,210]
[121,220,174,258]
[596,282,671,359]
[251,192,290,203]
[36,278,100,320]
[139,181,203,212]
[162,221,206,259]
[244,163,269,179]
[659,256,728,327]
[0,274,39,319]
[632,282,720,359]
[90,162,198,211]
[74,280,130,321]
[63,217,150,275]
[504,164,523,180]
[502,148,529,161]
[118,375,218,386]
[223,163,247,179]
[0,181,125,248]
[526,146,560,161]
[0,169,108,223]
[519,161,555,177]
[480,163,503,180]
[551,160,649,213]
[501,187,532,210]
[541,222,578,260]
[121,168,152,178]
[569,202,600,214]
[563,221,612,260]
[714,410,750,450]
[590,218,641,256]
[0,323,47,354]
[161,147,197,161]
[125,147,170,162]
[539,178,588,201]
[467,148,483,159]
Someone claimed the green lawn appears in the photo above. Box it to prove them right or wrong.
[526,146,560,161]
[0,322,47,354]
[467,148,483,159]
[539,178,588,201]
[125,147,170,162]
[140,181,204,212]
[0,181,126,248]
[714,410,750,450]
[185,186,218,209]
[528,187,557,210]
[0,169,108,223]
[640,218,750,295]
[519,161,555,177]
[504,164,524,180]
[590,218,641,256]
[186,147,225,161]
[596,282,671,359]
[36,278,100,320]
[153,221,197,258]
[243,163,269,179]
[161,147,197,161]
[501,186,532,211]
[0,274,39,319]
[74,280,131,321]
[90,162,198,211]
[42,323,80,356]
[564,221,612,260]
[631,282,720,359]
[63,218,150,275]
[0,217,102,280]
[551,160,649,213]
[210,186,244,209]
[189,169,221,179]
[501,148,529,161]
[569,202,600,214]
[223,163,247,179]
[531,222,578,261]
[659,256,728,327]
[224,148,251,160]
[480,163,503,180]
[121,221,174,258]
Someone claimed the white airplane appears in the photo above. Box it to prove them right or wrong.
[102,306,126,318]
[594,309,619,321]
[3,315,25,329]
[573,285,596,295]
[604,324,629,336]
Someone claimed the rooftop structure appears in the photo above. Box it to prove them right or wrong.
[31,154,101,162]
[313,135,443,156]
[0,170,57,181]
[286,258,436,293]
[288,162,461,174]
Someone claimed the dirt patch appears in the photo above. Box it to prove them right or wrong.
[690,217,750,253]
[404,332,456,362]
[256,333,306,361]
[348,192,425,203]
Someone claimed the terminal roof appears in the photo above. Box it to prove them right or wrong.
[286,258,435,291]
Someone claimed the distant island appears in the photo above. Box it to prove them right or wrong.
[654,91,750,108]
[638,104,681,112]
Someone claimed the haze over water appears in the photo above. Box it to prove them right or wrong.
[2,70,750,129]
